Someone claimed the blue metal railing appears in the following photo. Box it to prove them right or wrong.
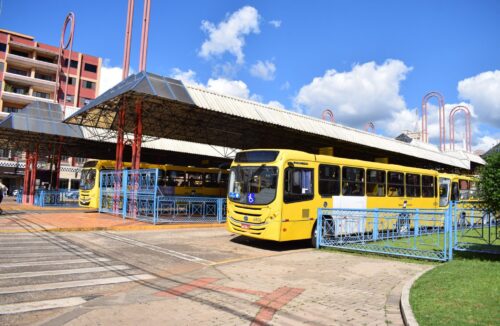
[317,206,453,261]
[35,189,79,207]
[99,169,226,224]
[453,201,498,252]
[157,196,226,224]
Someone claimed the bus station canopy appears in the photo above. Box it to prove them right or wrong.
[65,71,484,171]
[0,101,233,166]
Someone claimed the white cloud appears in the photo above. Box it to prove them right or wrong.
[458,70,500,128]
[473,135,499,153]
[294,59,412,129]
[269,20,281,28]
[199,6,260,64]
[171,68,284,109]
[206,78,250,99]
[267,100,285,109]
[171,68,203,87]
[98,65,123,95]
[280,81,290,90]
[250,60,276,80]
[385,108,420,136]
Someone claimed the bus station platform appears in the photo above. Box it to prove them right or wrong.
[0,199,225,233]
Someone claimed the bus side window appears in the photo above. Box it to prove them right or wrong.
[406,173,421,197]
[284,168,314,203]
[366,169,385,197]
[342,167,364,196]
[422,175,434,197]
[451,182,459,202]
[319,164,340,197]
[388,172,404,197]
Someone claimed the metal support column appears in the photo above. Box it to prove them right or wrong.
[131,100,143,170]
[22,150,31,204]
[55,143,62,190]
[28,145,39,205]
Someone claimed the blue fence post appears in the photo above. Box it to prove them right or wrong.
[153,168,158,224]
[448,202,454,260]
[413,209,419,250]
[122,170,128,219]
[216,198,223,223]
[98,171,103,213]
[316,208,323,249]
[373,209,379,241]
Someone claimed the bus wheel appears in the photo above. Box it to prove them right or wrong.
[311,223,318,248]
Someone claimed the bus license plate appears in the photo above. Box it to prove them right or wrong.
[241,223,250,229]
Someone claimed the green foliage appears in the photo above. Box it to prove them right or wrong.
[479,152,500,213]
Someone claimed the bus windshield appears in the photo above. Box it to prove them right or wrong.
[228,166,278,205]
[80,169,97,190]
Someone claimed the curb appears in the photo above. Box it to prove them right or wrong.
[0,223,226,233]
[400,266,435,326]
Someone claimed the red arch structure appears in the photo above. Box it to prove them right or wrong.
[449,105,472,152]
[322,109,335,123]
[422,91,446,151]
[54,12,75,115]
[364,122,375,133]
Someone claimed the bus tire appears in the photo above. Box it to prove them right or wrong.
[311,223,318,248]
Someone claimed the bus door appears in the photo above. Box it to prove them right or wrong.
[439,178,451,207]
[281,164,316,240]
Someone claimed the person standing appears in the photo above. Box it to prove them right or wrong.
[0,181,6,214]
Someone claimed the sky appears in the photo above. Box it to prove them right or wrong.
[1,0,499,152]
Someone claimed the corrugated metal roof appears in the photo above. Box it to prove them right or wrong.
[0,101,234,160]
[186,84,476,169]
[80,127,236,159]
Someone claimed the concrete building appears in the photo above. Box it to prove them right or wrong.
[0,29,102,193]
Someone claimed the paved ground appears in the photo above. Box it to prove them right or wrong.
[0,202,429,325]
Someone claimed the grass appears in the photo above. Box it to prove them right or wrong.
[410,252,500,326]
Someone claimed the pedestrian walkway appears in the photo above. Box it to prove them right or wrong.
[0,232,155,323]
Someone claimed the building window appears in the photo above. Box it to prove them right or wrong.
[35,72,55,81]
[7,67,28,76]
[84,63,97,73]
[4,83,28,95]
[36,56,55,64]
[65,95,74,103]
[33,91,51,99]
[388,172,404,197]
[10,49,29,57]
[63,59,78,68]
[0,149,9,158]
[319,164,340,197]
[81,97,91,105]
[366,169,386,197]
[4,107,19,113]
[61,76,76,85]
[284,167,314,203]
[82,80,95,89]
[0,43,6,52]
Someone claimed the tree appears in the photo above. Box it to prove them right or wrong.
[479,152,500,213]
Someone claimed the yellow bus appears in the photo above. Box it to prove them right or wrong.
[162,165,228,197]
[80,160,228,209]
[226,149,477,245]
[79,160,164,208]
